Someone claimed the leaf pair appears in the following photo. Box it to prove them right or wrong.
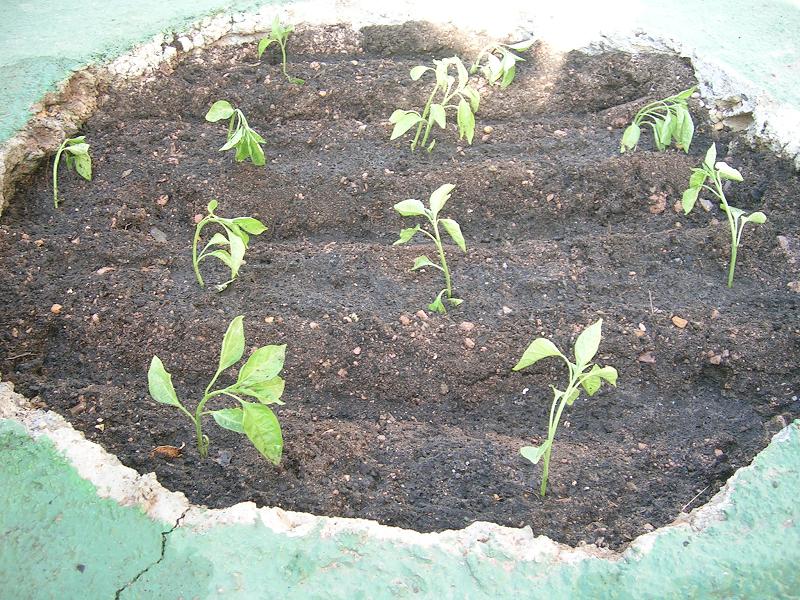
[470,39,534,88]
[389,57,480,152]
[394,184,466,313]
[192,199,267,291]
[205,100,267,166]
[620,87,695,153]
[257,16,304,84]
[53,136,93,208]
[147,316,286,464]
[513,319,618,495]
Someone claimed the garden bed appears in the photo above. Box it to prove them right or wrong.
[1,22,798,549]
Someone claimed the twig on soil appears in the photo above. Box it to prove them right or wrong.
[648,290,656,315]
[680,485,709,512]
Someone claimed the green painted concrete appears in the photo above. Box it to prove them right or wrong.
[2,417,798,598]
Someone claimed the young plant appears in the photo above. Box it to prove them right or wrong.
[257,16,304,84]
[53,136,92,208]
[682,143,766,287]
[148,316,286,464]
[205,100,267,166]
[192,200,267,291]
[389,57,480,153]
[470,39,535,88]
[512,319,617,497]
[393,183,466,313]
[620,87,696,153]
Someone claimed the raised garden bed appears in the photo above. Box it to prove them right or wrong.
[1,22,797,550]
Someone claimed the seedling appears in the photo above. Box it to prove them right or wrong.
[192,200,266,291]
[257,16,304,84]
[53,136,92,208]
[148,316,286,464]
[620,87,696,153]
[470,39,535,88]
[389,57,480,152]
[393,183,466,313]
[682,143,766,287]
[205,100,267,166]
[512,319,617,496]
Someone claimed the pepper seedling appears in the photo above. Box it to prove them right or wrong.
[393,183,466,313]
[257,16,304,84]
[192,200,267,291]
[620,87,696,153]
[53,136,92,208]
[148,316,286,464]
[512,319,617,497]
[205,100,267,166]
[470,39,535,88]
[682,143,766,287]
[389,57,480,153]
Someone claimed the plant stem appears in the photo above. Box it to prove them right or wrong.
[413,86,440,151]
[52,141,67,208]
[713,174,738,288]
[192,219,207,287]
[280,42,288,78]
[431,218,452,297]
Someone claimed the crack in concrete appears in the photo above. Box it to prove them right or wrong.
[114,509,188,599]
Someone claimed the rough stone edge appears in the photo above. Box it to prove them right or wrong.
[2,377,796,568]
[0,0,797,570]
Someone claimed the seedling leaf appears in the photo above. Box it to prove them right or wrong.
[574,318,603,367]
[211,408,245,433]
[439,218,466,252]
[205,100,235,122]
[394,225,421,245]
[704,144,717,169]
[242,402,283,464]
[233,217,267,235]
[148,356,181,408]
[390,112,425,139]
[394,199,427,217]
[238,344,286,387]
[512,338,562,371]
[682,186,700,214]
[456,98,475,144]
[715,161,743,182]
[411,255,440,271]
[410,65,430,80]
[743,211,767,224]
[238,376,286,405]
[428,289,447,314]
[429,103,447,129]
[520,440,551,464]
[218,315,245,373]
[429,183,455,215]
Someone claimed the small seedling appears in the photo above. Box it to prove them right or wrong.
[620,87,696,153]
[393,183,466,313]
[512,319,617,496]
[193,199,266,291]
[389,57,480,152]
[148,316,286,463]
[470,39,535,88]
[682,143,766,287]
[205,100,267,166]
[53,136,92,208]
[257,16,304,84]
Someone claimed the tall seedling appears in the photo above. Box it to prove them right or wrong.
[389,57,480,152]
[193,200,267,291]
[512,319,618,496]
[148,316,286,464]
[53,136,92,208]
[205,100,267,166]
[620,87,696,153]
[257,16,304,84]
[470,39,535,88]
[393,183,466,313]
[681,144,766,287]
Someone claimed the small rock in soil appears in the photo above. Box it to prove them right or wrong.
[213,450,232,467]
[671,315,688,329]
[501,306,512,315]
[399,315,411,326]
[193,214,203,223]
[700,198,713,212]
[353,346,362,355]
[638,351,656,364]
[440,383,449,395]
[709,354,722,365]
[50,304,63,315]
[459,321,475,333]
[149,227,168,244]
[337,368,348,378]
[464,338,476,349]
[415,310,428,320]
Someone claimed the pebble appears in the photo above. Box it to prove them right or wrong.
[700,198,713,212]
[671,315,688,329]
[483,125,493,134]
[150,227,168,244]
[464,338,476,349]
[415,310,428,320]
[91,314,100,324]
[501,306,512,315]
[318,90,327,97]
[214,450,232,467]
[459,321,475,333]
[309,321,319,329]
[637,442,648,450]
[638,351,656,364]
[788,281,800,293]
[709,354,722,365]
[353,346,362,355]
[440,383,449,395]
[714,448,724,457]
[399,315,411,326]
[50,304,63,315]
[193,214,204,224]
[337,368,348,378]
[710,308,721,319]
[265,316,275,324]
[156,194,169,206]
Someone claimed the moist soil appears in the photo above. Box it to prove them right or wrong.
[1,23,798,550]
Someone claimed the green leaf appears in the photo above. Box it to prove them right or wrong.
[429,104,446,129]
[582,373,602,397]
[715,161,743,182]
[448,297,463,307]
[238,344,286,387]
[390,111,424,140]
[147,356,181,408]
[574,319,603,367]
[232,217,267,235]
[581,365,616,397]
[428,290,447,314]
[218,316,245,373]
[463,87,480,113]
[654,112,672,149]
[508,39,535,51]
[675,87,696,100]
[455,58,469,90]
[674,105,694,151]
[427,139,436,153]
[564,387,580,406]
[594,365,618,386]
[242,402,283,465]
[207,199,219,213]
[682,186,700,214]
[520,440,551,464]
[703,144,717,170]
[211,408,245,433]
[206,100,235,122]
[237,376,285,405]
[207,249,234,269]
[456,98,475,144]
[743,211,767,225]
[439,218,466,252]
[65,154,75,170]
[249,136,266,166]
[72,153,92,181]
[620,123,641,153]
[500,65,516,88]
[393,225,421,245]
[228,232,246,278]
[410,65,429,80]
[411,255,440,271]
[219,127,244,151]
[689,168,707,188]
[65,143,90,155]
[512,337,562,371]
[429,183,455,215]
[66,136,86,144]
[726,205,745,220]
[257,37,275,57]
[205,232,228,247]
[394,199,426,217]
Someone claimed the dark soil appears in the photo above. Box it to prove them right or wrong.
[1,23,798,550]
